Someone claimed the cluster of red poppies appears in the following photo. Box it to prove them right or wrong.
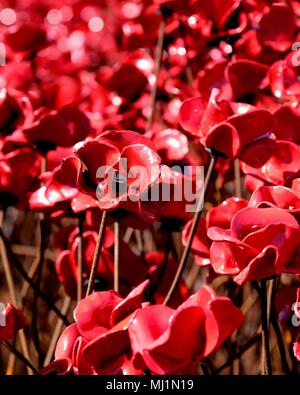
[0,0,300,376]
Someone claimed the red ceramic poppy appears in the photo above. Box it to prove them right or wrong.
[0,89,33,136]
[179,89,277,166]
[0,303,26,341]
[128,285,243,374]
[242,140,300,190]
[43,282,149,375]
[208,207,300,285]
[82,283,150,374]
[0,148,41,208]
[21,105,91,152]
[74,130,161,214]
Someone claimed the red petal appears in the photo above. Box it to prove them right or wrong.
[239,137,276,168]
[210,241,245,275]
[273,106,300,144]
[257,4,296,51]
[40,358,73,376]
[0,303,26,341]
[227,109,277,148]
[231,207,299,240]
[55,323,79,360]
[74,139,120,186]
[249,185,300,210]
[82,316,131,373]
[55,251,77,300]
[234,246,278,286]
[179,97,205,136]
[99,130,156,153]
[204,122,240,159]
[129,305,174,356]
[110,280,149,327]
[74,291,122,340]
[207,197,248,229]
[182,218,211,260]
[228,59,268,101]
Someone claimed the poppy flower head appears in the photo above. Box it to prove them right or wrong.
[208,204,300,285]
[0,303,26,341]
[73,130,161,214]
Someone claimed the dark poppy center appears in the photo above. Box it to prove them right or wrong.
[35,140,56,153]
